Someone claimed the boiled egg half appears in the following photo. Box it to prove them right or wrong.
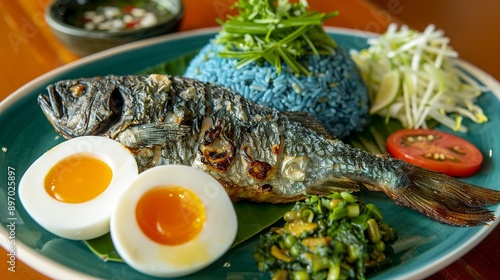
[19,136,138,240]
[110,165,238,277]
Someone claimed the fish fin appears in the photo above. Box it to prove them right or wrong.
[362,183,383,192]
[382,162,500,227]
[117,123,191,147]
[284,111,335,140]
[218,179,306,203]
[307,177,361,195]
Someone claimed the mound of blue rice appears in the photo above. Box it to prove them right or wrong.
[184,41,370,139]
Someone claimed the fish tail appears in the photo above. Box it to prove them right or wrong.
[381,162,500,227]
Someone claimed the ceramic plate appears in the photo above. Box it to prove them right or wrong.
[1,27,499,280]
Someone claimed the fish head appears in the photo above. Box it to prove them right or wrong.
[38,76,130,138]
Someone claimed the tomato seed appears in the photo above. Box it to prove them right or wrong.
[450,145,465,155]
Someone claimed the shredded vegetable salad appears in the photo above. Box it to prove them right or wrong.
[350,24,488,132]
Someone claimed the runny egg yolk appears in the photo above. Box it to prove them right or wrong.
[44,155,112,203]
[135,187,206,246]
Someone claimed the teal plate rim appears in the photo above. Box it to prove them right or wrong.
[1,27,499,280]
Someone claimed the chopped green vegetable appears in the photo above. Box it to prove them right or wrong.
[254,192,397,280]
[350,24,488,132]
[216,0,338,75]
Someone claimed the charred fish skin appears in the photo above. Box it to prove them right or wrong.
[38,74,500,226]
[170,76,406,201]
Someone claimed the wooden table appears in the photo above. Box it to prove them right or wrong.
[1,0,499,279]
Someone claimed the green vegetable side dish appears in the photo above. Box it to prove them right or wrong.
[215,0,338,75]
[254,192,397,280]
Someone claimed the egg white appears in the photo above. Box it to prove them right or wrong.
[19,136,138,240]
[110,165,238,278]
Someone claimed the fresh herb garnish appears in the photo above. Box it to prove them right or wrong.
[216,0,338,75]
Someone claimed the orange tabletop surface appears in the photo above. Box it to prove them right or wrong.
[1,0,499,279]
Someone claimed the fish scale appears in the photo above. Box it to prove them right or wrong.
[37,74,500,226]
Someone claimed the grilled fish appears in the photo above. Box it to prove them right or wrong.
[38,74,500,226]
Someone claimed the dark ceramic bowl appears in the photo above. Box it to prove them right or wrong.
[46,0,184,56]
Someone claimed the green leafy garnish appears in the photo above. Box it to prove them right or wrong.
[215,0,338,75]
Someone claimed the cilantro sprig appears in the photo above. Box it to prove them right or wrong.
[215,0,338,75]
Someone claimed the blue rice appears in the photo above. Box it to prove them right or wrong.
[183,40,370,139]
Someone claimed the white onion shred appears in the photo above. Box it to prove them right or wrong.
[350,23,488,132]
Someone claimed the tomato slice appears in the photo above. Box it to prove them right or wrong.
[386,129,483,177]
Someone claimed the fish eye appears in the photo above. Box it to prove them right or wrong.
[90,88,125,135]
[109,88,124,114]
